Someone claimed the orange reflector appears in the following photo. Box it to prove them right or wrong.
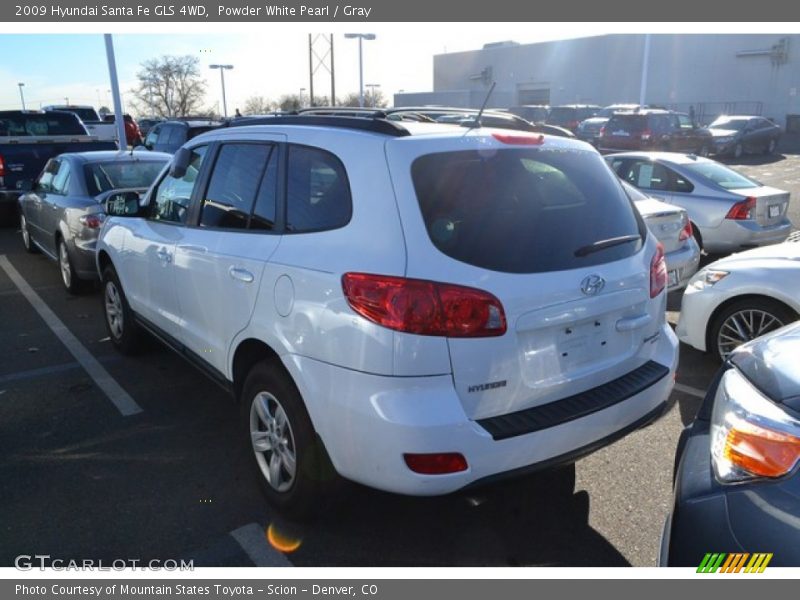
[404,453,468,475]
[266,523,302,553]
[491,133,545,145]
[724,421,800,478]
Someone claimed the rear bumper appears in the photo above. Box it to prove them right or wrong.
[665,237,701,291]
[0,191,20,224]
[69,235,100,280]
[701,218,792,253]
[282,322,678,496]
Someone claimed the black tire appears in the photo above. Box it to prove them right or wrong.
[691,223,704,254]
[101,264,143,355]
[708,298,797,362]
[240,361,339,519]
[20,213,38,254]
[57,238,85,295]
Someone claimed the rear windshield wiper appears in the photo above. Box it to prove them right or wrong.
[574,234,641,257]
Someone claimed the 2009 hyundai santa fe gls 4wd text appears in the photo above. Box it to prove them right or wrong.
[96,116,678,516]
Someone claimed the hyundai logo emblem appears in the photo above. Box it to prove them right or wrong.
[581,274,605,296]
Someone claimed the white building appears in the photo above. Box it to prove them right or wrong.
[395,34,800,127]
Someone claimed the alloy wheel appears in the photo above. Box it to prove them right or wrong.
[58,241,72,289]
[250,391,297,493]
[104,280,124,339]
[716,308,785,360]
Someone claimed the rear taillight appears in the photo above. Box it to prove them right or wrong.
[640,129,653,141]
[79,213,106,229]
[342,273,507,338]
[404,453,468,475]
[0,154,6,178]
[678,219,693,242]
[650,242,667,298]
[725,197,757,220]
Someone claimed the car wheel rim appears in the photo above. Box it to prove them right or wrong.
[20,215,30,248]
[104,281,124,339]
[717,309,785,360]
[250,391,297,493]
[59,242,72,288]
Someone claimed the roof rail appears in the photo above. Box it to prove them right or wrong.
[224,115,410,137]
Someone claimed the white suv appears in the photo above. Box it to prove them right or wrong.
[96,117,678,515]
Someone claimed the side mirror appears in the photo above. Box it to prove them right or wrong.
[169,147,191,179]
[104,191,145,217]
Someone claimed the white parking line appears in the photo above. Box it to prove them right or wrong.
[230,523,293,567]
[0,255,142,416]
[674,383,707,399]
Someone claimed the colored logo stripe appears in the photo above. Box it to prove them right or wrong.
[697,552,773,573]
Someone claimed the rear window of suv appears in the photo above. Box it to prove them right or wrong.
[605,114,647,133]
[411,148,644,273]
[0,113,86,136]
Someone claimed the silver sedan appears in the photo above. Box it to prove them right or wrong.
[18,151,170,293]
[606,152,793,254]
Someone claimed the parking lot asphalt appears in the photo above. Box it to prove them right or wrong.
[0,151,797,568]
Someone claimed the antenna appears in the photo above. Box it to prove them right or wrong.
[463,81,496,130]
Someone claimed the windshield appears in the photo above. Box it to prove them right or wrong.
[683,162,759,190]
[411,147,644,273]
[84,160,168,196]
[606,114,647,133]
[0,113,86,136]
[709,118,748,131]
[547,108,576,125]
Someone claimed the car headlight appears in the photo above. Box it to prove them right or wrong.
[711,368,800,483]
[689,269,729,289]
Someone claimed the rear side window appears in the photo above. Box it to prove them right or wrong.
[606,115,646,133]
[0,113,86,136]
[51,161,71,195]
[286,145,351,233]
[411,148,644,273]
[200,143,274,230]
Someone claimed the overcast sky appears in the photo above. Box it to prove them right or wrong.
[1,24,795,115]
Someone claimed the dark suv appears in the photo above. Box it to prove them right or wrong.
[598,110,712,155]
[143,119,222,154]
[546,105,601,133]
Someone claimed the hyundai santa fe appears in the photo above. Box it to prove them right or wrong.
[96,116,678,516]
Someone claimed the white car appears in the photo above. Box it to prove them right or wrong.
[96,117,678,515]
[677,232,800,361]
[623,181,700,291]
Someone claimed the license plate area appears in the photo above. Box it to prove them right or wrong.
[556,318,615,367]
[668,269,679,287]
[769,204,781,218]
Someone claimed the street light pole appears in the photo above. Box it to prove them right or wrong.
[209,64,234,118]
[365,83,380,108]
[344,33,376,108]
[17,83,26,110]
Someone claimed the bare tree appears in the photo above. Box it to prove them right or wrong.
[278,94,303,112]
[339,90,387,108]
[130,55,207,118]
[243,95,276,115]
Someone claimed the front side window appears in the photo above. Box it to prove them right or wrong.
[150,146,207,224]
[286,145,351,233]
[200,143,274,230]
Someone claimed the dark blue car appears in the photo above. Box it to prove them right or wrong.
[661,321,800,567]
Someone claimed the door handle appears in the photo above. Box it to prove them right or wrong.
[177,244,207,254]
[156,248,172,263]
[228,266,254,283]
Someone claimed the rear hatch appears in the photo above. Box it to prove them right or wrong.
[386,132,664,420]
[624,182,687,254]
[601,114,648,150]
